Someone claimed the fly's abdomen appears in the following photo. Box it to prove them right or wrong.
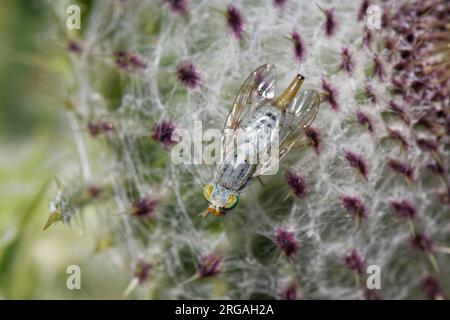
[215,105,282,191]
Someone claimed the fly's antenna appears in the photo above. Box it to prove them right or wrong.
[273,74,305,110]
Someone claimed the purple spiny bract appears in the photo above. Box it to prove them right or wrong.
[387,158,414,180]
[272,0,287,9]
[355,109,373,132]
[389,199,416,219]
[163,0,188,14]
[88,121,114,137]
[279,280,300,300]
[342,248,365,274]
[387,128,409,150]
[114,50,147,73]
[274,227,298,258]
[305,127,321,155]
[364,83,377,104]
[420,275,443,300]
[357,0,370,22]
[291,31,306,63]
[373,56,384,81]
[339,48,354,75]
[410,232,433,252]
[226,5,244,39]
[416,138,438,152]
[340,195,367,220]
[344,150,368,181]
[197,253,222,278]
[131,197,158,219]
[321,78,339,111]
[134,260,152,284]
[284,170,308,199]
[151,119,177,149]
[388,101,410,124]
[67,40,82,55]
[322,7,337,37]
[175,61,201,90]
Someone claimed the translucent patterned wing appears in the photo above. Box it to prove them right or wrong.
[278,89,320,158]
[224,64,276,130]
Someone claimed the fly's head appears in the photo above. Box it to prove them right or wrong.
[202,184,239,217]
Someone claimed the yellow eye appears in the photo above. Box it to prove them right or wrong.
[203,184,213,201]
[224,194,238,209]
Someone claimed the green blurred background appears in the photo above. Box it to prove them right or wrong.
[0,0,127,299]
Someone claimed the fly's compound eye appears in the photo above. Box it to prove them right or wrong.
[224,194,238,209]
[203,184,214,201]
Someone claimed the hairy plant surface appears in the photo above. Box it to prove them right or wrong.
[46,0,450,299]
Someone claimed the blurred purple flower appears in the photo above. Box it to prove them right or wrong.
[114,50,147,73]
[279,280,300,300]
[416,138,438,152]
[175,61,201,89]
[319,6,337,37]
[87,185,102,198]
[226,5,244,39]
[305,127,321,155]
[284,170,307,199]
[274,228,298,258]
[131,197,158,219]
[340,195,367,220]
[344,150,368,181]
[373,56,384,81]
[362,28,373,49]
[134,260,152,284]
[363,289,381,300]
[410,232,433,252]
[355,109,373,132]
[321,78,339,111]
[88,120,114,137]
[388,101,410,124]
[387,158,414,180]
[420,275,443,300]
[389,199,416,220]
[364,83,377,104]
[67,40,82,55]
[197,253,222,278]
[342,248,365,275]
[357,0,370,21]
[163,0,188,14]
[273,0,287,9]
[387,128,409,150]
[291,31,306,63]
[152,119,177,149]
[339,48,354,75]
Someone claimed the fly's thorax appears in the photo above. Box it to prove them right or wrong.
[241,105,283,131]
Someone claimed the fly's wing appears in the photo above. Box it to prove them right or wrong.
[224,64,276,130]
[213,65,276,186]
[278,89,320,158]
